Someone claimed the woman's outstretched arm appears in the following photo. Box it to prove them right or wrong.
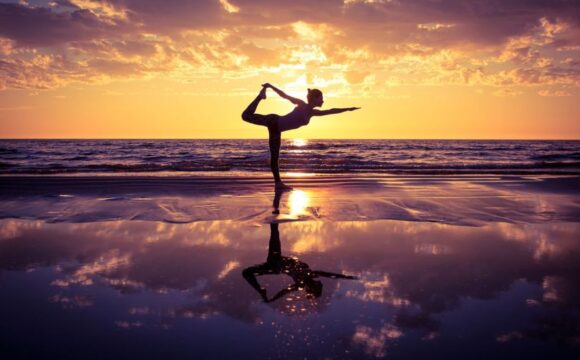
[263,83,305,105]
[312,107,360,116]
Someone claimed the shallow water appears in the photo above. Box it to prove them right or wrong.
[1,173,579,359]
[1,218,580,359]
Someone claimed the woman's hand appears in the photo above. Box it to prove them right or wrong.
[262,83,272,89]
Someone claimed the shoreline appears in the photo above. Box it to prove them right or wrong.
[2,173,579,195]
[1,173,579,226]
[2,168,580,176]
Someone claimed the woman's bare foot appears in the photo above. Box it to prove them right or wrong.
[258,86,267,100]
[275,182,293,191]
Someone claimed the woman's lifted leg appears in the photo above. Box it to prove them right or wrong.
[241,87,268,126]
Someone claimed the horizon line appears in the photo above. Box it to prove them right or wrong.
[1,137,580,141]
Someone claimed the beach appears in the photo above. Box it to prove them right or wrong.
[2,0,580,357]
[1,172,580,359]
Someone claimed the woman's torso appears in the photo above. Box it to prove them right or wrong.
[281,257,312,283]
[277,104,311,132]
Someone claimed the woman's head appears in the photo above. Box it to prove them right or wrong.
[307,88,324,107]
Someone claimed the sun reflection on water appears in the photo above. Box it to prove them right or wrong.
[289,190,311,216]
[290,138,308,147]
[286,172,316,177]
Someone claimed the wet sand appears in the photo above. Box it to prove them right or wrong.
[0,174,579,359]
[1,174,579,225]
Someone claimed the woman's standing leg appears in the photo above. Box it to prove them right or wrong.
[267,223,282,263]
[268,122,282,183]
[268,120,292,189]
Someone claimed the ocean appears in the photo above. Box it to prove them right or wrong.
[1,139,579,175]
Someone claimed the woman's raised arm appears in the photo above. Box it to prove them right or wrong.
[263,83,305,105]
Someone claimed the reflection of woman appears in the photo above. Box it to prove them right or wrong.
[272,187,283,214]
[242,223,356,302]
[242,83,360,190]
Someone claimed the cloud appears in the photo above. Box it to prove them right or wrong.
[0,2,131,47]
[0,0,578,95]
[352,324,403,358]
[538,89,573,97]
[493,88,523,97]
[110,0,227,33]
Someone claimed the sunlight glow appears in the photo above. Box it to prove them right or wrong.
[0,0,578,139]
[291,139,308,147]
[289,190,311,216]
[219,0,240,13]
[286,172,316,177]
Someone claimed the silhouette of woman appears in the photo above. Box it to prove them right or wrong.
[242,223,357,303]
[242,83,360,190]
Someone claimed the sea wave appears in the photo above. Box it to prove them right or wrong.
[1,139,579,175]
[531,152,580,161]
[2,161,580,174]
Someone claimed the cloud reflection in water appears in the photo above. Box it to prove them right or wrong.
[0,218,579,358]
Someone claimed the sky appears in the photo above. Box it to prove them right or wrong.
[0,0,579,139]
